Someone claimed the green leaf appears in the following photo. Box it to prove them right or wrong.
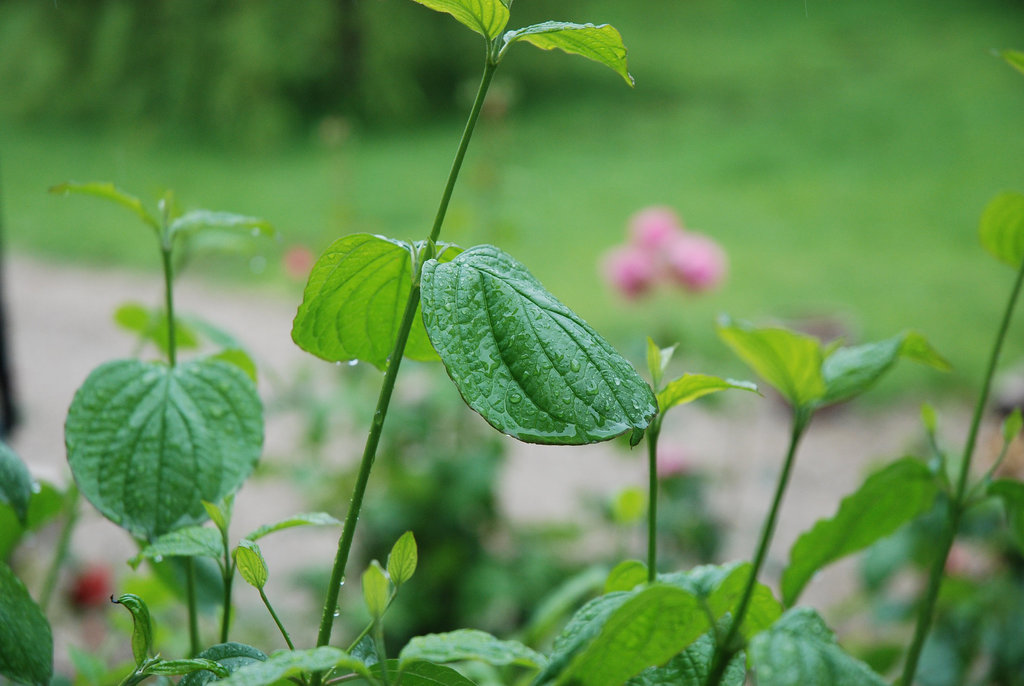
[716,317,825,409]
[660,563,782,640]
[143,659,229,678]
[49,181,159,231]
[409,0,509,40]
[821,332,949,406]
[167,210,274,243]
[781,457,940,606]
[375,659,478,685]
[211,646,371,686]
[114,303,200,356]
[1004,408,1023,444]
[234,539,269,589]
[178,642,268,686]
[520,565,608,647]
[292,234,460,370]
[502,22,633,86]
[387,531,418,587]
[626,629,745,686]
[980,191,1024,267]
[657,374,758,414]
[211,349,258,384]
[747,608,886,685]
[645,338,676,391]
[129,525,224,569]
[65,356,263,540]
[0,441,33,525]
[400,629,546,670]
[244,511,342,541]
[1002,49,1024,77]
[0,561,53,686]
[421,245,657,445]
[0,481,65,560]
[202,494,233,535]
[363,560,390,621]
[112,594,154,667]
[988,478,1024,552]
[604,560,648,593]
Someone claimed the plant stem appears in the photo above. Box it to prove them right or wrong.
[259,587,295,650]
[310,58,497,681]
[186,558,200,656]
[898,254,1024,686]
[646,418,662,583]
[221,560,234,643]
[707,407,812,686]
[39,483,79,613]
[160,235,177,368]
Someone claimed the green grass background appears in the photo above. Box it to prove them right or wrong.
[2,0,1023,399]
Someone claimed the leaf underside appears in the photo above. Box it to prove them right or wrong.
[504,22,634,86]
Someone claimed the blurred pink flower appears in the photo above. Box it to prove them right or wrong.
[665,232,727,292]
[628,206,685,252]
[602,245,658,298]
[656,443,690,479]
[283,245,315,280]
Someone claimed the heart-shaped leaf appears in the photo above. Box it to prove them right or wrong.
[292,234,460,370]
[502,22,633,86]
[0,442,32,526]
[979,191,1024,268]
[421,245,657,445]
[235,540,269,590]
[65,357,263,539]
[0,561,52,686]
[410,0,510,40]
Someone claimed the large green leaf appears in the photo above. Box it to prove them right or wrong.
[660,563,782,640]
[626,630,745,686]
[292,234,459,369]
[410,0,509,40]
[781,457,940,606]
[178,642,267,686]
[716,318,825,409]
[0,561,52,686]
[213,647,371,685]
[821,332,949,405]
[980,191,1024,268]
[400,629,546,670]
[129,525,224,569]
[747,608,886,686]
[421,245,657,444]
[65,357,263,539]
[657,375,758,414]
[50,181,158,231]
[502,22,633,86]
[0,441,32,525]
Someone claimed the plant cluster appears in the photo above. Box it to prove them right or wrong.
[2,3,1024,685]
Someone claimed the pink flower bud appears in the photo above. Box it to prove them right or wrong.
[665,232,727,292]
[628,206,685,252]
[602,245,658,298]
[656,443,690,479]
[283,245,315,281]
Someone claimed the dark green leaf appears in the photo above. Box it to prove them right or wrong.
[129,525,224,569]
[0,441,32,525]
[387,531,418,587]
[167,210,274,243]
[363,560,390,620]
[502,22,633,86]
[212,646,370,685]
[1002,49,1024,77]
[657,375,758,414]
[114,303,199,356]
[49,182,158,231]
[374,659,477,685]
[0,561,53,686]
[716,317,825,409]
[781,457,940,606]
[421,245,657,445]
[626,629,745,686]
[821,332,949,405]
[244,511,342,541]
[112,594,153,666]
[604,560,647,593]
[979,191,1024,267]
[292,234,459,369]
[143,659,229,678]
[234,539,269,589]
[989,478,1024,552]
[409,0,509,40]
[178,642,267,686]
[399,629,546,670]
[65,356,263,539]
[748,608,886,685]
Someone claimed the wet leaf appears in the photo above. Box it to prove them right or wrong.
[178,643,267,686]
[0,561,53,686]
[626,629,745,686]
[399,629,546,670]
[502,22,633,86]
[129,525,224,569]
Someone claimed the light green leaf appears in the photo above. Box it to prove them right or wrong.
[988,478,1024,552]
[143,659,229,678]
[626,629,745,686]
[1004,408,1023,444]
[210,349,258,384]
[202,494,233,535]
[660,563,782,640]
[1002,49,1024,77]
[212,646,371,686]
[363,560,390,620]
[781,457,939,606]
[387,531,418,587]
[129,525,224,569]
[400,629,546,670]
[520,565,607,647]
[410,0,509,40]
[292,234,459,369]
[0,441,32,525]
[65,356,263,540]
[502,22,633,86]
[178,642,268,686]
[50,181,159,231]
[235,539,269,589]
[604,560,648,593]
[421,245,657,445]
[980,191,1024,267]
[657,375,758,414]
[0,561,53,686]
[821,332,949,406]
[921,403,938,434]
[716,317,825,409]
[748,608,886,685]
[114,303,200,356]
[244,511,342,541]
[167,210,274,243]
[112,594,153,667]
[645,338,676,391]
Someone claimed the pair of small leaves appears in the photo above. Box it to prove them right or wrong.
[364,532,419,620]
[0,562,53,686]
[717,318,949,412]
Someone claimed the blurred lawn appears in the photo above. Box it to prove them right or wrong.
[2,0,1023,400]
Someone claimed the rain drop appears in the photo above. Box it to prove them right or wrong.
[614,378,622,386]
[153,555,164,563]
[30,481,41,494]
[509,393,523,404]
[347,360,359,367]
[570,359,581,372]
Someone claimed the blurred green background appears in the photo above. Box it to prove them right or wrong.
[1,0,1023,397]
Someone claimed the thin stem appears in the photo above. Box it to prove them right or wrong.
[310,57,498,684]
[39,483,79,613]
[374,621,390,686]
[186,558,200,657]
[708,407,812,686]
[899,254,1024,686]
[646,418,662,583]
[259,587,295,650]
[161,244,177,367]
[220,559,234,643]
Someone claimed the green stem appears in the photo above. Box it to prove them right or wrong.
[186,558,200,657]
[39,483,79,613]
[708,407,812,686]
[259,587,295,650]
[159,215,177,367]
[646,417,662,583]
[898,254,1024,686]
[310,58,498,681]
[221,559,234,643]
